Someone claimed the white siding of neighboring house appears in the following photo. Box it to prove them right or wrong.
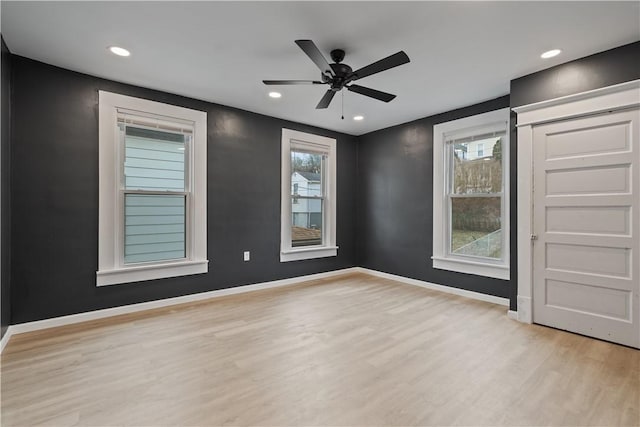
[454,137,499,161]
[291,172,321,229]
[123,130,187,264]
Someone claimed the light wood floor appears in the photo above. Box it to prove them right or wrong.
[1,273,639,426]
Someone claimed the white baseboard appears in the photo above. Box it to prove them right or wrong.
[507,310,518,320]
[354,267,510,307]
[1,267,359,352]
[1,266,514,354]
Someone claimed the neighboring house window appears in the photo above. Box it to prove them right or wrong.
[97,91,208,286]
[281,128,337,262]
[432,108,509,280]
[454,144,467,160]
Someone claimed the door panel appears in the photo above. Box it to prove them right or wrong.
[546,206,630,235]
[545,164,630,195]
[533,108,639,348]
[545,279,631,321]
[544,120,630,159]
[545,243,630,277]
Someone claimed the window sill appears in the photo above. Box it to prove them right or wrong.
[97,260,209,286]
[280,246,338,262]
[432,256,509,280]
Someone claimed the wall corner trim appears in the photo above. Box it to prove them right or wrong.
[353,267,509,306]
[0,329,11,353]
[517,296,533,324]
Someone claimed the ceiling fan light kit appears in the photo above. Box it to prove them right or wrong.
[263,39,410,110]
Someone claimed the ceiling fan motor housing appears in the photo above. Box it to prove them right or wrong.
[325,63,353,90]
[323,50,353,90]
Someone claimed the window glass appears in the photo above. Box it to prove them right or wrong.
[124,194,186,263]
[448,135,504,261]
[124,127,186,191]
[123,126,189,264]
[451,137,502,194]
[450,197,501,259]
[290,150,323,247]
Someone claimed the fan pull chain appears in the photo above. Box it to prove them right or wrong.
[341,91,344,120]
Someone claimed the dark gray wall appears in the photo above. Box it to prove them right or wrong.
[10,56,357,324]
[508,41,640,310]
[1,37,11,338]
[356,96,512,300]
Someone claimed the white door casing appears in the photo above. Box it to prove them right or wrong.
[514,80,640,348]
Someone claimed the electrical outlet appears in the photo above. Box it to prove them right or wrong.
[243,251,250,262]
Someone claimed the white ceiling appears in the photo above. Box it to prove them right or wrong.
[2,1,639,136]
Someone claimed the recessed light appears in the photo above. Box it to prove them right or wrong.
[353,115,364,121]
[540,49,561,59]
[109,46,130,57]
[269,92,282,98]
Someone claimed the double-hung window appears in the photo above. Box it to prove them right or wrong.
[432,108,510,280]
[280,129,337,262]
[97,92,207,286]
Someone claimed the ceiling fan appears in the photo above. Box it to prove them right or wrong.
[263,40,410,109]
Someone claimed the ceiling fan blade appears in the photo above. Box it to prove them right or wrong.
[347,84,396,102]
[316,90,336,109]
[263,80,323,85]
[351,51,410,80]
[295,40,335,77]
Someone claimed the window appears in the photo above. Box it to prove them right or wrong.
[280,129,337,262]
[97,91,208,286]
[432,108,509,280]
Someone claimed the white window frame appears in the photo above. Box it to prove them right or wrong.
[432,108,510,280]
[280,128,337,262]
[97,91,208,286]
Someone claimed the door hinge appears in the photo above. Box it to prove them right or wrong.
[530,234,538,241]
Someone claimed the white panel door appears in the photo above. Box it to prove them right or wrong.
[533,108,639,348]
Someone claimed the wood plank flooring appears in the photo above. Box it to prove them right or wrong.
[1,272,639,426]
